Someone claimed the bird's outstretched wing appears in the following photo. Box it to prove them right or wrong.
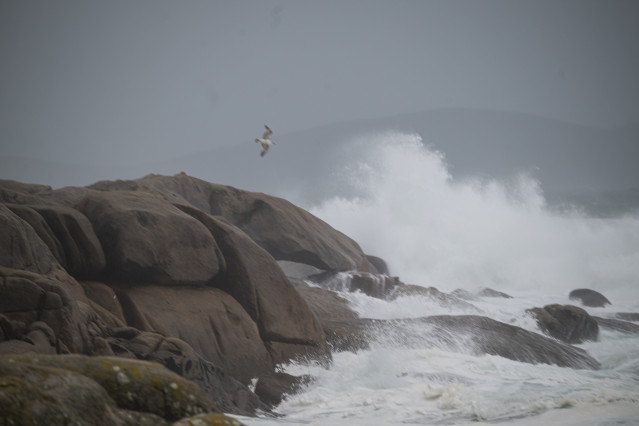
[262,125,273,139]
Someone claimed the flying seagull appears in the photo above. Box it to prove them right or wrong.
[255,125,275,157]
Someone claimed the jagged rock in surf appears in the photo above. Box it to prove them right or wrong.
[365,255,389,275]
[388,283,481,313]
[528,304,599,344]
[305,270,481,313]
[290,278,368,352]
[476,287,513,299]
[415,315,600,370]
[616,312,639,322]
[254,372,313,408]
[569,288,611,307]
[593,316,639,334]
[294,315,601,370]
[451,287,512,300]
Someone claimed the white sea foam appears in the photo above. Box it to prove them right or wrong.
[311,131,639,303]
[238,132,639,425]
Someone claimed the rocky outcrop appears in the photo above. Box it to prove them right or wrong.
[8,204,106,279]
[305,269,479,312]
[136,173,374,272]
[0,174,607,419]
[113,285,273,384]
[528,304,599,344]
[416,315,600,369]
[0,174,347,415]
[593,317,639,334]
[569,288,611,307]
[0,204,59,275]
[175,206,327,353]
[616,312,639,322]
[76,191,224,286]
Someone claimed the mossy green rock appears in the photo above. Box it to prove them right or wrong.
[0,354,221,425]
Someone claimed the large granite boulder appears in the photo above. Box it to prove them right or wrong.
[569,288,611,307]
[75,190,224,285]
[528,304,599,344]
[176,206,329,361]
[136,173,373,272]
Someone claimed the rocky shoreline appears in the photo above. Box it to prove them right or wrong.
[1,173,637,425]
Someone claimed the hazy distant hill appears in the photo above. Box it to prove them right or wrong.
[3,108,638,213]
[158,108,639,208]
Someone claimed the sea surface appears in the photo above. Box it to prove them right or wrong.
[234,132,639,425]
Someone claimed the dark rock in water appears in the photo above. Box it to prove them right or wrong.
[476,287,513,299]
[569,288,611,307]
[528,304,599,344]
[0,354,243,425]
[451,288,480,301]
[593,317,639,334]
[76,190,224,286]
[307,270,396,298]
[255,372,313,408]
[451,288,512,300]
[417,315,600,370]
[317,318,374,353]
[365,255,390,275]
[388,284,482,313]
[616,312,639,322]
[290,278,368,352]
[302,315,601,370]
[291,278,358,321]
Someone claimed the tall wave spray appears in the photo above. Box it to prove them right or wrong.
[311,132,639,302]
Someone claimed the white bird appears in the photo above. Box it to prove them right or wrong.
[255,125,275,156]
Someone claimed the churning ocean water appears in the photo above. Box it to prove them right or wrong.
[235,132,639,425]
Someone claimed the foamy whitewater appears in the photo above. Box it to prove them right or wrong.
[235,132,639,425]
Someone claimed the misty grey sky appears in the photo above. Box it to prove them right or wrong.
[1,0,638,169]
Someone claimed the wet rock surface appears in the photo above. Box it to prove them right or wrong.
[569,288,612,307]
[528,304,599,344]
